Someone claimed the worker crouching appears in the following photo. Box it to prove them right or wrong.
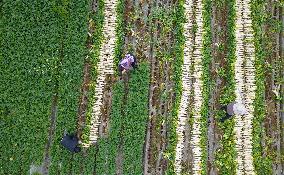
[118,53,137,77]
[61,132,81,153]
[220,101,248,122]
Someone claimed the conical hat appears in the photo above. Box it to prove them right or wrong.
[233,103,248,115]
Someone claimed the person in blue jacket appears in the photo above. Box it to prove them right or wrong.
[61,132,81,153]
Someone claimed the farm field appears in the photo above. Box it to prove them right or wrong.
[0,0,283,175]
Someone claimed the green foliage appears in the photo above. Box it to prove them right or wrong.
[122,63,150,174]
[73,0,106,173]
[214,0,237,173]
[113,0,126,72]
[165,2,185,174]
[96,81,124,174]
[96,63,150,174]
[0,1,60,173]
[47,0,90,174]
[251,0,273,174]
[92,0,125,173]
[82,0,105,145]
[200,0,212,174]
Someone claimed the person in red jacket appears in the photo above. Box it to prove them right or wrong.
[118,53,137,76]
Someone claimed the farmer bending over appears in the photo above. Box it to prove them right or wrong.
[118,53,137,76]
[61,132,81,153]
[220,101,248,122]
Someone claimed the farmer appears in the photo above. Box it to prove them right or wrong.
[220,101,248,122]
[61,132,81,153]
[118,53,137,76]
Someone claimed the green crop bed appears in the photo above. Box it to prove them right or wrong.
[95,81,124,174]
[48,0,89,174]
[0,1,61,174]
[122,63,150,174]
[1,0,282,174]
[0,0,90,174]
[165,2,184,174]
[200,0,212,173]
[96,63,150,174]
[214,0,237,173]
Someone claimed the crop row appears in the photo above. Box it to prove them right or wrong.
[142,4,177,174]
[122,63,150,174]
[65,0,106,174]
[251,0,270,173]
[95,63,150,174]
[174,0,195,173]
[95,80,124,174]
[48,0,90,174]
[92,0,125,173]
[251,0,283,174]
[189,0,205,173]
[214,0,238,173]
[82,0,105,145]
[164,1,184,174]
[86,0,118,147]
[200,0,212,173]
[234,0,256,173]
[0,1,61,174]
[173,0,211,173]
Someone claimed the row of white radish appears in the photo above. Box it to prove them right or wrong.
[234,0,256,174]
[174,0,204,174]
[175,0,256,174]
[85,0,257,174]
[84,0,117,147]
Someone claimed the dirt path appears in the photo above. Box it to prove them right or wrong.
[143,0,176,174]
[280,5,284,172]
[234,0,256,174]
[99,75,114,138]
[77,61,91,140]
[261,2,283,174]
[42,95,58,175]
[207,0,229,174]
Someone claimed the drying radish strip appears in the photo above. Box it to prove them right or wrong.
[234,0,256,174]
[84,0,118,147]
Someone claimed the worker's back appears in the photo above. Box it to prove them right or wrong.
[61,134,81,153]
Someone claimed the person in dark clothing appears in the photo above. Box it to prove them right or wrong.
[118,53,137,76]
[220,101,248,122]
[220,105,233,122]
[61,133,81,153]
